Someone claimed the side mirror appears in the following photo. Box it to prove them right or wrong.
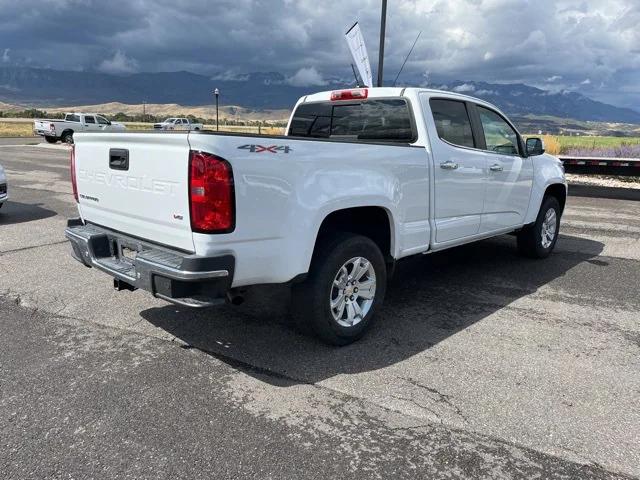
[526,137,545,156]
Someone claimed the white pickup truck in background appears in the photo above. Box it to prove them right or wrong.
[65,87,566,345]
[153,118,203,131]
[34,113,126,144]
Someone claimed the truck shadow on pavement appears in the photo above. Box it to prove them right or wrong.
[141,234,604,385]
[0,201,57,225]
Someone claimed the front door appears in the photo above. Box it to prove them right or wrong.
[83,115,100,132]
[474,105,533,232]
[421,95,488,244]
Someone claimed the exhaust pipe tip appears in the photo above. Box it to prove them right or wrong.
[226,291,245,306]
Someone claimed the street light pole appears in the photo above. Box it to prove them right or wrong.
[214,88,220,131]
[377,0,387,87]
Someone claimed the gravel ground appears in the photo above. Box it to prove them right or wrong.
[567,173,640,189]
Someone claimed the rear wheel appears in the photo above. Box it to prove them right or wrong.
[61,130,74,144]
[291,233,386,345]
[44,136,58,144]
[517,196,561,258]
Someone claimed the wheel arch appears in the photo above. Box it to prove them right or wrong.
[311,206,395,265]
[544,183,567,215]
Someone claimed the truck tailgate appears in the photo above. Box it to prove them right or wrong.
[74,132,195,252]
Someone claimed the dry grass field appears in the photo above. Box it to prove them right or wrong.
[0,120,34,137]
[0,118,285,137]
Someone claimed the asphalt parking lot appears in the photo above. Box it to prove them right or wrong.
[1,142,639,479]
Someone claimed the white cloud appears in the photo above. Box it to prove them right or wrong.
[581,78,592,85]
[2,48,9,63]
[210,71,249,82]
[547,75,562,82]
[453,83,476,93]
[286,67,327,87]
[97,50,139,74]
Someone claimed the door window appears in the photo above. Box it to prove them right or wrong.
[477,107,519,155]
[84,116,96,124]
[429,99,475,148]
[96,116,109,125]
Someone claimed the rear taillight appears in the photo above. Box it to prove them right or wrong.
[188,150,235,233]
[70,144,78,202]
[50,123,55,132]
[330,88,368,101]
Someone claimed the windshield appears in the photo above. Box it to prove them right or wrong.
[163,118,176,123]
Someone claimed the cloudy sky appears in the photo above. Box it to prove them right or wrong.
[1,0,639,108]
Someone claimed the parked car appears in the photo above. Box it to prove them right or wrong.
[34,113,126,144]
[65,87,566,345]
[153,118,203,131]
[0,163,7,209]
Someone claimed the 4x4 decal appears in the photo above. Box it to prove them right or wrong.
[238,144,292,154]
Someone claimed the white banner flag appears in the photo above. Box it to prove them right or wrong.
[345,22,373,88]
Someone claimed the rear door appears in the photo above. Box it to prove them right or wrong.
[421,95,488,243]
[75,132,195,251]
[473,105,533,232]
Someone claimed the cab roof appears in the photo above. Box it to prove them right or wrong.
[302,86,497,107]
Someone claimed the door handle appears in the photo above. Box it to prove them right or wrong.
[489,164,503,172]
[440,161,459,170]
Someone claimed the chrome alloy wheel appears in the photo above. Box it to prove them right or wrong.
[330,257,376,327]
[541,208,557,248]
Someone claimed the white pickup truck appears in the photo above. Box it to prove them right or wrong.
[65,87,566,345]
[153,118,204,131]
[34,113,126,144]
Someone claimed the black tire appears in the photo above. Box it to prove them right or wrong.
[61,130,74,144]
[517,196,561,259]
[44,136,58,144]
[291,233,387,346]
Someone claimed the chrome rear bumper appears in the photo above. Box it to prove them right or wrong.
[65,219,234,308]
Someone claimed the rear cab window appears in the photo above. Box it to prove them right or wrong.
[288,98,415,143]
[65,114,80,122]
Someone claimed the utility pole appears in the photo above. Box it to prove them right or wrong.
[143,101,146,122]
[213,88,220,131]
[377,0,387,87]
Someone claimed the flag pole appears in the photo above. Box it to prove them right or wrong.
[377,0,387,87]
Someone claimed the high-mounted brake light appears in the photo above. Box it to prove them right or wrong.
[70,144,78,202]
[189,150,235,233]
[331,88,369,101]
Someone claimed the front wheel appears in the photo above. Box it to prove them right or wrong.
[291,233,387,345]
[517,196,561,258]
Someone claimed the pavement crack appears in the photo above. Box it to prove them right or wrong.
[400,377,470,424]
[391,394,444,425]
[0,240,68,255]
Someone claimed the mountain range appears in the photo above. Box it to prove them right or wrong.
[1,66,639,124]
